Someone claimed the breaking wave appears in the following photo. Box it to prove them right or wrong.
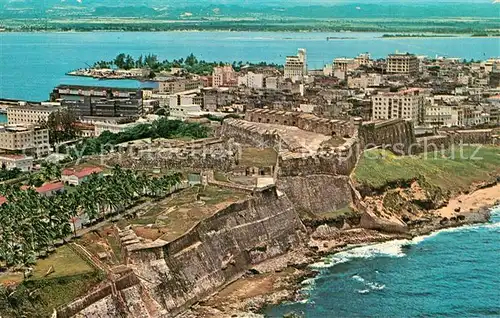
[352,275,386,294]
[311,209,500,270]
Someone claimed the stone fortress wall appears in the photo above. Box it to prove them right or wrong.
[415,129,494,153]
[98,110,494,182]
[244,109,356,138]
[277,135,359,177]
[101,120,494,174]
[60,186,306,318]
[125,186,304,317]
[223,110,364,216]
[222,111,495,217]
[223,110,362,178]
[358,119,494,154]
[359,119,416,154]
[103,137,238,172]
[220,119,283,150]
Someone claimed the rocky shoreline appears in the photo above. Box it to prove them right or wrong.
[180,187,496,318]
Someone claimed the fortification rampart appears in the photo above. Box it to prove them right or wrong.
[244,109,355,138]
[222,116,362,216]
[221,118,283,149]
[359,119,416,154]
[57,271,140,318]
[60,186,305,318]
[118,137,228,152]
[122,186,304,317]
[103,138,238,172]
[415,129,494,153]
[449,129,493,145]
[222,118,360,177]
[278,134,359,177]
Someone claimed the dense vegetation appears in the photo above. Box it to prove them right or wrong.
[27,162,63,187]
[1,17,499,35]
[0,166,181,271]
[42,109,80,144]
[0,271,103,318]
[93,53,282,75]
[0,167,23,182]
[353,146,500,192]
[68,118,209,158]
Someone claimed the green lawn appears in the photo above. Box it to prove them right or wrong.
[0,245,102,318]
[30,245,95,280]
[353,146,500,192]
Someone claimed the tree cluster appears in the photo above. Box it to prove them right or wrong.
[0,167,23,182]
[0,166,181,270]
[92,53,282,75]
[42,110,80,144]
[27,162,62,187]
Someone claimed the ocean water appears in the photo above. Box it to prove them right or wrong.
[1,32,500,101]
[264,209,500,317]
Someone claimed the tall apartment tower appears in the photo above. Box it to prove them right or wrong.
[371,88,425,124]
[298,48,307,74]
[386,52,419,75]
[284,48,308,79]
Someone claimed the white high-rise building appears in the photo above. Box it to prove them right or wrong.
[7,103,62,125]
[372,88,425,124]
[238,72,264,89]
[386,52,419,75]
[298,48,307,74]
[284,48,308,80]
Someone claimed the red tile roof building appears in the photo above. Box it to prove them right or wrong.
[62,166,103,186]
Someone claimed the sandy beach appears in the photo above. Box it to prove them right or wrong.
[437,183,500,218]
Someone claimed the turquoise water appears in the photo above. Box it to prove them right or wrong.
[1,32,500,101]
[265,209,500,317]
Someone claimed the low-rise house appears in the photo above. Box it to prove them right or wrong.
[0,154,34,171]
[169,104,202,120]
[62,166,103,186]
[22,182,65,196]
[35,182,65,196]
[348,73,382,89]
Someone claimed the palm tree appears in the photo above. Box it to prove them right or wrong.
[0,165,183,270]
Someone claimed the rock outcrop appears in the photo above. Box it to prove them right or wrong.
[359,208,408,234]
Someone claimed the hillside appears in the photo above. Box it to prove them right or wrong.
[353,146,500,193]
[0,1,498,19]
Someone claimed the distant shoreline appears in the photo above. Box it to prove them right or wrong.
[1,29,499,39]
